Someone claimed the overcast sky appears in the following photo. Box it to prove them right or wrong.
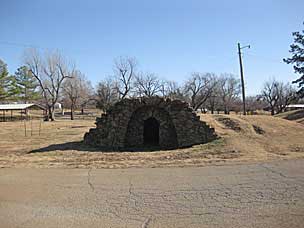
[1,0,303,95]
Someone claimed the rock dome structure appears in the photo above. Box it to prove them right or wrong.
[84,97,216,150]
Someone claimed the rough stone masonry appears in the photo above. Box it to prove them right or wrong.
[84,96,216,150]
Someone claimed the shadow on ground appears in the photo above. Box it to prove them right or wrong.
[283,110,304,121]
[28,141,100,153]
[28,141,170,153]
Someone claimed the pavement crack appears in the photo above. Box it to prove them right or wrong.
[141,216,152,228]
[260,164,288,178]
[87,168,95,192]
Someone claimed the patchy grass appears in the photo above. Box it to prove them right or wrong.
[0,114,303,169]
[252,124,265,135]
[215,116,242,132]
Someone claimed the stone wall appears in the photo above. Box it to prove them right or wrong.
[84,97,216,150]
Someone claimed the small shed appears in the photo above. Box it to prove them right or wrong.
[0,103,46,121]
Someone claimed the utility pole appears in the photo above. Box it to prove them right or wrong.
[237,42,250,115]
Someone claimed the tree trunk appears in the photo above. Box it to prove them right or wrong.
[61,105,65,115]
[70,105,74,120]
[50,110,55,121]
[224,106,228,114]
[210,103,214,114]
[191,103,196,111]
[48,106,55,121]
[45,107,50,121]
[271,109,275,115]
[191,96,196,111]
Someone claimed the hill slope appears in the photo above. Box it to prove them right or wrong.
[202,114,304,161]
[275,109,304,125]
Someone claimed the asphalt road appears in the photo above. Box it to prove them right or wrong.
[0,160,304,228]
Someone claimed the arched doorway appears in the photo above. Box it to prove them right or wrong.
[143,117,159,146]
[124,106,178,149]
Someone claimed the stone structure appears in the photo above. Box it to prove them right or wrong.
[84,97,216,150]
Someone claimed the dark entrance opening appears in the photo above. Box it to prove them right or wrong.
[143,117,159,146]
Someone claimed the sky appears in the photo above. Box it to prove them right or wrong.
[0,0,303,95]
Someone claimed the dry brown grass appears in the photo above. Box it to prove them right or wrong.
[0,114,303,169]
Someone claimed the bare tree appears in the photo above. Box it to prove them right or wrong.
[62,70,92,120]
[114,57,136,99]
[133,72,163,97]
[260,80,280,115]
[183,72,217,110]
[206,78,221,114]
[276,83,297,113]
[245,96,267,113]
[23,49,73,121]
[95,77,119,112]
[218,74,241,114]
[160,80,184,100]
[260,79,297,115]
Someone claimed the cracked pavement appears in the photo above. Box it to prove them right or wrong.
[0,159,304,227]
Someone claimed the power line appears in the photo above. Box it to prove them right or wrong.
[0,41,42,49]
[245,52,284,63]
[0,40,89,53]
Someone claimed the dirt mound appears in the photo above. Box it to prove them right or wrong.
[201,114,304,161]
[276,109,304,125]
